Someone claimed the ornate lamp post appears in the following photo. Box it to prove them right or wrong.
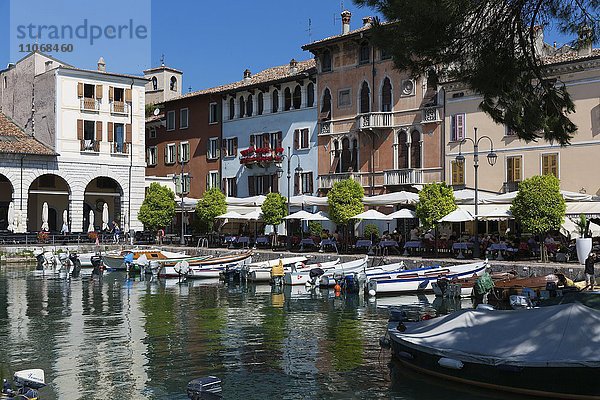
[172,158,191,246]
[276,146,302,250]
[455,127,497,258]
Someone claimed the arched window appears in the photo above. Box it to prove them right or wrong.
[293,85,302,109]
[229,97,235,120]
[322,50,332,72]
[359,42,371,64]
[247,94,253,117]
[411,130,421,168]
[170,76,177,91]
[257,92,264,115]
[381,77,392,112]
[151,76,157,91]
[306,82,315,107]
[351,138,358,172]
[321,88,331,120]
[341,137,352,172]
[284,87,292,111]
[360,81,370,114]
[333,140,341,173]
[272,90,279,113]
[398,130,408,169]
[239,96,245,119]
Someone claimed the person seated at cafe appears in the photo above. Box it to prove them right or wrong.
[321,229,328,240]
[424,230,434,241]
[410,226,420,241]
[544,233,558,255]
[332,230,340,242]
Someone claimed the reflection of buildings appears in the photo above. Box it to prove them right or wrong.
[0,52,147,232]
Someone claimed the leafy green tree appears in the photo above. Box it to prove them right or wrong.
[308,221,323,237]
[261,193,287,245]
[363,224,380,240]
[138,183,175,232]
[354,0,599,144]
[195,188,227,233]
[511,174,565,261]
[328,179,365,225]
[416,182,457,230]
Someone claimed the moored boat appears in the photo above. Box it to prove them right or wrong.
[388,303,600,399]
[243,256,308,281]
[103,249,187,271]
[318,256,369,287]
[283,258,340,285]
[185,251,253,279]
[432,271,517,298]
[492,274,559,300]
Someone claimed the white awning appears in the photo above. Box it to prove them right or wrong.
[288,195,329,207]
[566,202,600,218]
[439,208,475,222]
[226,195,266,207]
[363,191,419,206]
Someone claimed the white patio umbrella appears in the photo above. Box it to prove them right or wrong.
[61,209,69,233]
[102,203,109,231]
[352,209,393,221]
[215,211,243,219]
[88,210,95,233]
[388,208,417,219]
[477,208,514,220]
[6,201,14,232]
[41,202,49,231]
[284,210,329,221]
[439,208,475,223]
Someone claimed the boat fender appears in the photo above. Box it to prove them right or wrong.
[368,289,376,297]
[379,336,391,349]
[334,284,341,292]
[438,357,464,370]
[397,351,414,360]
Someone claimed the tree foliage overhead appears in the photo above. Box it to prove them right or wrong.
[261,192,288,227]
[416,182,457,229]
[327,179,365,225]
[138,183,175,231]
[195,188,227,233]
[511,174,566,234]
[355,0,599,145]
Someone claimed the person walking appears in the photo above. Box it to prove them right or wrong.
[112,221,120,243]
[584,252,596,291]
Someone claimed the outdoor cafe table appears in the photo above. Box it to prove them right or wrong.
[237,236,250,248]
[255,236,269,246]
[379,240,399,255]
[403,240,422,256]
[452,242,473,258]
[355,240,372,252]
[319,238,337,252]
[487,243,517,260]
[300,238,316,250]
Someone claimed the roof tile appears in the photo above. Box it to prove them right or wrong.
[0,113,56,156]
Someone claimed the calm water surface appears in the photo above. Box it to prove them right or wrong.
[0,265,521,400]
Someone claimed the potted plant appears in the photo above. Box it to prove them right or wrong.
[575,213,592,265]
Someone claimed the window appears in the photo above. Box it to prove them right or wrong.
[207,137,219,160]
[247,94,253,117]
[223,138,238,158]
[84,120,95,141]
[451,161,464,186]
[146,146,157,166]
[410,130,421,168]
[269,131,282,150]
[165,143,176,164]
[295,171,314,195]
[226,177,237,197]
[306,82,314,107]
[257,92,264,115]
[338,88,351,108]
[294,128,310,150]
[84,84,95,99]
[113,123,125,153]
[293,85,301,109]
[284,87,292,111]
[229,98,235,120]
[450,113,466,141]
[248,174,278,196]
[506,156,522,183]
[174,173,191,195]
[272,90,279,113]
[360,82,370,114]
[149,127,156,139]
[151,77,157,91]
[207,171,220,190]
[170,76,177,91]
[180,108,189,129]
[397,130,408,169]
[359,42,371,64]
[381,78,392,112]
[179,141,190,163]
[321,50,332,72]
[542,153,559,177]
[166,110,175,131]
[321,88,332,120]
[2,76,7,89]
[113,87,124,102]
[182,173,190,194]
[239,96,245,118]
[209,102,219,123]
[380,47,391,60]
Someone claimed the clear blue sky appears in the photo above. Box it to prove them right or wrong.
[0,0,578,93]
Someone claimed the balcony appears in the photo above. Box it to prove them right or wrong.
[80,97,100,112]
[111,141,130,155]
[320,121,331,135]
[110,101,129,116]
[317,172,384,190]
[80,139,99,152]
[421,107,441,124]
[384,169,424,186]
[239,146,284,169]
[357,112,393,130]
[503,181,520,193]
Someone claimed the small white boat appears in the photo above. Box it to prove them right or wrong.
[104,249,188,271]
[283,258,340,285]
[367,260,488,295]
[319,256,369,287]
[244,256,308,281]
[185,251,253,279]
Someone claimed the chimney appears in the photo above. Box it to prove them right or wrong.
[362,16,373,28]
[289,59,298,74]
[243,69,252,82]
[97,57,106,72]
[341,10,352,35]
[577,25,593,57]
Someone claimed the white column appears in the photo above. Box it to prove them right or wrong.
[300,85,308,109]
[70,193,85,233]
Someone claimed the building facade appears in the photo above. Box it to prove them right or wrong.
[303,12,444,196]
[443,47,600,195]
[0,52,147,233]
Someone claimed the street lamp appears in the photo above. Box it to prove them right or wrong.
[276,146,302,250]
[172,158,190,246]
[455,127,497,258]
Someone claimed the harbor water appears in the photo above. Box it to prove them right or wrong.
[0,264,526,399]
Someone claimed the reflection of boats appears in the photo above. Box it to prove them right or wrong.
[432,271,517,298]
[283,258,340,285]
[103,249,187,270]
[188,278,221,287]
[318,256,370,286]
[367,260,488,295]
[388,303,600,399]
[185,251,253,279]
[375,294,437,308]
[244,256,307,282]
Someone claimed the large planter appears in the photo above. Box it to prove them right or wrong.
[576,237,593,265]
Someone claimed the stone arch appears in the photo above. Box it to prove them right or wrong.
[0,174,14,230]
[410,129,422,168]
[84,176,124,232]
[359,81,370,114]
[27,174,71,232]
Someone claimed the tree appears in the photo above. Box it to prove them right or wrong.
[416,182,457,230]
[195,188,227,233]
[328,179,365,250]
[138,183,176,232]
[354,0,599,145]
[261,193,288,245]
[510,174,566,261]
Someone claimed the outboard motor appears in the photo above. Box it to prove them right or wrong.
[91,255,103,277]
[187,376,222,400]
[2,369,46,400]
[35,253,45,271]
[307,267,325,287]
[69,253,81,277]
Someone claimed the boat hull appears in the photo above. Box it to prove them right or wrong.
[283,259,341,285]
[185,252,253,279]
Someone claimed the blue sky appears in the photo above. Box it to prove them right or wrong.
[0,0,578,92]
